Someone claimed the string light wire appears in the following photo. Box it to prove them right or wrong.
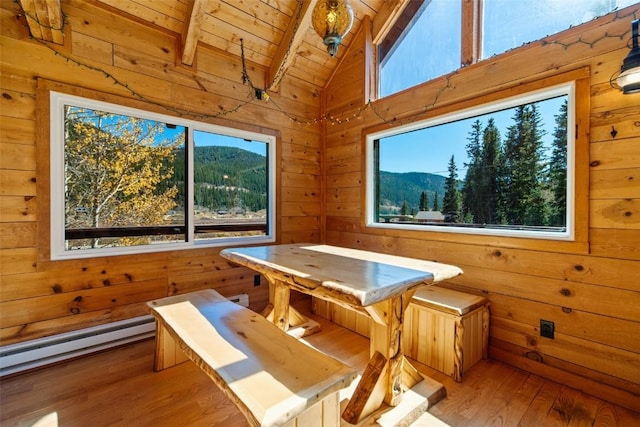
[14,0,638,127]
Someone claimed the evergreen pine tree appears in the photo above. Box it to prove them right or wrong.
[442,156,462,222]
[419,191,429,211]
[548,100,568,227]
[501,104,548,225]
[400,200,409,216]
[477,118,501,224]
[462,120,483,223]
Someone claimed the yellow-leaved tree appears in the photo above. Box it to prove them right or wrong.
[64,107,184,248]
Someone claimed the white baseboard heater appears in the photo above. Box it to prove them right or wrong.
[0,293,249,377]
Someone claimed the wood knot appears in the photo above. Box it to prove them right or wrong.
[589,160,600,167]
[52,284,62,293]
[574,264,584,271]
[493,250,502,257]
[560,288,571,296]
[562,307,572,313]
[525,351,543,362]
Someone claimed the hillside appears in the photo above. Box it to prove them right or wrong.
[174,148,449,216]
[378,171,448,214]
[174,146,267,213]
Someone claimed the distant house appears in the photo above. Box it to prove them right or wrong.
[415,210,445,223]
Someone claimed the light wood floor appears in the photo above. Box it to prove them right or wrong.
[1,306,639,427]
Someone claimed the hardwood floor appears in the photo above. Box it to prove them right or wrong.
[1,306,638,427]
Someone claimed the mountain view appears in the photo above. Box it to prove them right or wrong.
[172,146,268,214]
[378,171,448,215]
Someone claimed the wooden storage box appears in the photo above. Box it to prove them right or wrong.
[312,286,489,382]
[403,286,489,382]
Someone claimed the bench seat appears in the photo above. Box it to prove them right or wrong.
[147,289,357,427]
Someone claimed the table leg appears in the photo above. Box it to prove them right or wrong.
[342,296,404,423]
[262,278,321,338]
[342,291,445,425]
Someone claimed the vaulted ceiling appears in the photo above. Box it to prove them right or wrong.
[18,0,419,91]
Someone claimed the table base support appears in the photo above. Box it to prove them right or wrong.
[262,303,322,338]
[342,353,446,426]
[340,375,446,426]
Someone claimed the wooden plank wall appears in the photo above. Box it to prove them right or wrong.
[0,0,321,345]
[322,8,640,412]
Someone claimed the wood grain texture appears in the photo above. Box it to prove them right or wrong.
[0,0,323,344]
[0,0,639,416]
[2,308,639,427]
[321,4,640,413]
[147,289,356,427]
[221,244,462,307]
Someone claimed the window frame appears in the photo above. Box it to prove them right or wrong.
[46,89,276,261]
[363,71,590,250]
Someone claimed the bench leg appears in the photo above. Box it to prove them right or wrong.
[153,320,189,371]
[482,305,490,359]
[281,391,341,427]
[453,318,464,383]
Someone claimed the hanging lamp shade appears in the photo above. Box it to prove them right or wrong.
[312,0,354,57]
[616,19,640,94]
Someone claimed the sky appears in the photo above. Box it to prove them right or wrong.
[378,0,635,175]
[158,126,267,156]
[378,95,566,176]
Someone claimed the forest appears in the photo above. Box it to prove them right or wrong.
[172,145,268,215]
[380,99,568,230]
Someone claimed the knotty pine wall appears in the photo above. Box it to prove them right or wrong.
[322,9,640,411]
[0,1,320,345]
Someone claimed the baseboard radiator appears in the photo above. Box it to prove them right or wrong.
[0,293,249,377]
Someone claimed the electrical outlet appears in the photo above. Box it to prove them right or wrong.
[254,274,261,287]
[540,319,555,339]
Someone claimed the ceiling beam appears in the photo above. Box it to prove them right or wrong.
[267,0,316,92]
[181,0,208,66]
[371,0,412,45]
[19,0,65,45]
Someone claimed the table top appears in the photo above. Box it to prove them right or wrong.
[220,244,463,307]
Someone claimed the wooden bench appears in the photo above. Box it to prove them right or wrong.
[147,289,357,427]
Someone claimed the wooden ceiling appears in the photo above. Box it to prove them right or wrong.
[18,0,418,91]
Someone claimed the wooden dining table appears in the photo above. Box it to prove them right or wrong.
[220,243,463,425]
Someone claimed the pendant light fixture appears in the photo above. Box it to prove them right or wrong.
[311,0,354,57]
[613,19,640,94]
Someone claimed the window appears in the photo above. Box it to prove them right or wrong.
[378,0,634,98]
[366,82,575,240]
[379,0,461,98]
[50,91,275,260]
[482,0,638,59]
